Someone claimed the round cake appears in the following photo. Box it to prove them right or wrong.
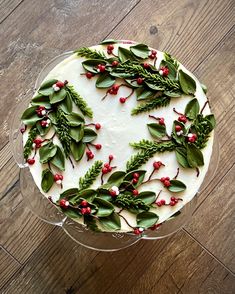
[21,40,215,234]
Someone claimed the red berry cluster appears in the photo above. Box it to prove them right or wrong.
[175,125,182,132]
[156,199,166,207]
[160,177,171,187]
[133,227,144,235]
[86,150,94,160]
[102,155,114,174]
[143,63,150,69]
[149,49,157,59]
[54,174,63,182]
[33,138,43,149]
[97,64,106,73]
[108,84,119,95]
[36,106,46,117]
[132,172,140,185]
[80,200,91,215]
[159,66,169,77]
[153,161,163,170]
[178,115,187,123]
[56,80,67,88]
[40,119,50,128]
[187,133,197,143]
[169,196,181,206]
[59,198,69,209]
[107,44,114,55]
[150,223,162,230]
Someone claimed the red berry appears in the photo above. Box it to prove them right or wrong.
[160,177,166,182]
[160,67,170,77]
[54,174,61,181]
[151,50,157,56]
[33,138,43,145]
[160,199,166,205]
[107,166,112,172]
[95,123,101,130]
[137,77,144,85]
[112,84,119,92]
[56,81,64,88]
[156,201,162,207]
[107,44,114,51]
[159,118,165,125]
[86,150,92,156]
[112,60,119,67]
[102,167,109,174]
[86,207,91,214]
[27,158,35,165]
[175,125,182,132]
[170,197,176,201]
[20,127,25,134]
[104,163,110,168]
[59,175,63,180]
[143,63,150,69]
[107,49,112,54]
[178,115,187,123]
[109,190,117,197]
[132,189,139,196]
[150,223,161,230]
[81,208,87,215]
[40,120,47,127]
[134,228,141,235]
[109,155,114,161]
[119,97,126,104]
[97,64,106,73]
[95,144,102,150]
[59,199,69,209]
[81,200,88,207]
[153,161,162,170]
[86,72,93,79]
[174,199,178,203]
[133,173,139,179]
[170,201,176,206]
[132,178,138,184]
[164,180,171,187]
[165,177,170,181]
[88,153,94,159]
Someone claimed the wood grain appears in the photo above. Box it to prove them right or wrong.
[0,247,21,289]
[0,0,23,24]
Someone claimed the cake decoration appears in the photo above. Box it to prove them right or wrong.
[20,39,216,234]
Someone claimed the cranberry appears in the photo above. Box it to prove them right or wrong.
[86,72,93,79]
[160,199,166,205]
[110,190,117,197]
[95,144,102,150]
[153,161,162,170]
[97,64,106,73]
[175,125,182,132]
[170,197,176,201]
[133,173,139,179]
[119,97,126,104]
[81,208,87,215]
[134,228,141,235]
[159,118,165,125]
[102,167,109,174]
[40,120,48,127]
[160,177,166,182]
[109,155,114,161]
[95,123,101,130]
[54,174,61,181]
[112,84,119,92]
[81,200,88,207]
[27,158,35,165]
[156,201,162,207]
[107,166,112,172]
[132,178,138,184]
[132,189,139,196]
[164,180,171,187]
[169,201,176,206]
[86,207,91,214]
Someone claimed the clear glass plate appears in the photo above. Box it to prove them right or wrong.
[9,50,219,251]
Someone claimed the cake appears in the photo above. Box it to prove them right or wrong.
[21,40,215,234]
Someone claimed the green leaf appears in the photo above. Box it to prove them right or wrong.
[65,112,85,126]
[136,191,156,205]
[93,197,115,217]
[125,79,142,88]
[160,60,177,80]
[82,59,106,73]
[69,125,84,142]
[63,208,81,219]
[186,144,204,168]
[79,161,103,190]
[178,69,196,95]
[38,79,58,96]
[99,212,121,231]
[172,121,186,144]
[164,90,181,97]
[96,73,116,89]
[136,87,156,100]
[82,128,97,143]
[130,43,149,59]
[59,188,79,200]
[201,83,207,94]
[124,170,146,186]
[168,180,187,192]
[175,147,190,168]
[39,142,57,163]
[136,211,159,228]
[41,169,54,193]
[69,189,97,205]
[205,114,216,130]
[50,88,67,104]
[84,215,101,232]
[102,171,126,189]
[21,106,42,126]
[70,141,85,161]
[147,123,166,139]
[59,92,73,114]
[31,94,51,108]
[97,189,112,202]
[145,81,164,91]
[50,146,65,171]
[118,47,137,62]
[185,98,200,120]
[48,112,57,125]
[36,121,51,136]
[100,39,118,44]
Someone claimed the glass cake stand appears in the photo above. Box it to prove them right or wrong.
[9,50,220,251]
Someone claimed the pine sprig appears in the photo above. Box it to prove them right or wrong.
[113,62,181,92]
[114,193,150,211]
[23,126,38,159]
[55,108,71,157]
[79,160,103,190]
[131,96,171,115]
[75,47,106,60]
[127,140,176,172]
[66,85,93,118]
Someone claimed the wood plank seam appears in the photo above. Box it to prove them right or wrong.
[0,246,21,265]
[0,0,25,25]
[182,228,235,276]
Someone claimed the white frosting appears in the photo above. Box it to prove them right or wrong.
[23,42,213,232]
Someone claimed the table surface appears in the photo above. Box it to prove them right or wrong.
[0,0,234,293]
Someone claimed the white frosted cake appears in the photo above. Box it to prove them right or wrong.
[21,40,215,233]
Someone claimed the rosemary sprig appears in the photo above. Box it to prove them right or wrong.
[113,62,181,92]
[66,85,93,118]
[23,126,38,159]
[114,193,150,211]
[131,96,171,115]
[127,140,176,172]
[79,160,103,190]
[55,108,71,157]
[75,47,106,60]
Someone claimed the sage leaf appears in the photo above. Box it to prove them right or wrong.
[82,128,97,143]
[130,43,149,59]
[118,47,137,62]
[31,94,51,108]
[39,79,57,90]
[50,88,67,104]
[160,60,177,80]
[205,114,216,131]
[185,98,200,120]
[59,188,79,200]
[96,73,116,89]
[124,170,146,186]
[100,39,118,44]
[59,92,73,114]
[82,59,106,73]
[136,87,156,100]
[187,144,204,168]
[164,90,181,97]
[179,69,196,95]
[41,169,54,193]
[48,112,57,125]
[21,106,42,126]
[63,208,81,219]
[70,141,85,161]
[93,197,115,217]
[65,112,85,126]
[51,146,65,171]
[69,189,97,205]
[136,211,159,228]
[39,142,57,163]
[137,191,156,205]
[201,83,207,94]
[97,189,113,202]
[175,147,190,168]
[145,81,164,91]
[147,123,166,139]
[69,125,84,142]
[99,212,121,231]
[102,171,126,188]
[125,79,142,88]
[36,121,51,136]
[168,180,186,192]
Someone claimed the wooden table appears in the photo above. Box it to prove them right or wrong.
[0,0,234,293]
